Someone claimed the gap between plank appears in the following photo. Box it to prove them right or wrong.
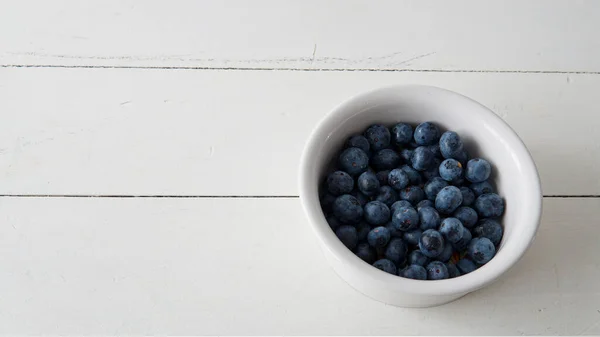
[2,64,600,75]
[0,194,596,199]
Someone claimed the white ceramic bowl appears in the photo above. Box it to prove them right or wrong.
[298,85,542,308]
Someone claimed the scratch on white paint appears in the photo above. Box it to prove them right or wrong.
[6,50,440,68]
[8,51,199,62]
[394,51,438,66]
[553,263,560,289]
[577,315,600,335]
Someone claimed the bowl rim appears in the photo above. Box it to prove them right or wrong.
[298,84,543,295]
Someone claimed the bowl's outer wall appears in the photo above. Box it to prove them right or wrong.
[299,85,542,307]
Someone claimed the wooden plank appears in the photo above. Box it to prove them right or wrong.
[0,197,597,335]
[0,67,598,196]
[1,0,600,72]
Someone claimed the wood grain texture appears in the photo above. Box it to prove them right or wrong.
[1,67,598,196]
[1,0,600,71]
[0,197,597,335]
[1,2,598,335]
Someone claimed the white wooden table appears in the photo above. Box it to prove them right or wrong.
[1,1,600,335]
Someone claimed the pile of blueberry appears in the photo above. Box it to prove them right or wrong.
[320,122,504,280]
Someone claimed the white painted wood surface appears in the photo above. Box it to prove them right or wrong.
[0,198,598,335]
[1,68,599,196]
[1,0,599,335]
[1,0,600,72]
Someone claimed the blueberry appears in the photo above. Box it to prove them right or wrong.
[384,238,407,265]
[455,149,469,166]
[459,186,476,206]
[435,186,463,214]
[371,149,401,171]
[390,200,412,214]
[363,201,390,225]
[319,182,329,198]
[414,122,440,146]
[450,177,466,187]
[328,122,506,277]
[367,226,391,248]
[424,177,449,201]
[400,148,414,162]
[357,171,380,196]
[426,261,449,280]
[439,217,465,243]
[422,157,442,181]
[391,206,419,231]
[397,259,408,271]
[403,229,422,246]
[468,237,496,264]
[399,186,425,205]
[375,186,398,207]
[419,229,445,258]
[408,250,430,266]
[470,181,495,196]
[339,147,369,176]
[418,206,441,230]
[388,168,410,190]
[355,221,371,241]
[439,131,464,159]
[346,135,370,155]
[326,215,341,231]
[474,193,505,218]
[375,170,391,186]
[385,221,403,238]
[332,194,364,224]
[411,146,434,171]
[465,158,492,183]
[373,259,397,275]
[456,258,477,274]
[417,199,434,210]
[474,219,503,246]
[452,226,473,251]
[335,225,358,250]
[351,190,370,207]
[320,193,337,214]
[453,206,479,228]
[391,123,413,145]
[326,171,354,196]
[355,243,377,264]
[365,124,391,151]
[427,144,442,159]
[446,263,461,278]
[400,165,423,186]
[437,239,455,262]
[439,158,463,182]
[401,265,427,280]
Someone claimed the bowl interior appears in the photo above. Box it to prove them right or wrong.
[300,85,542,294]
